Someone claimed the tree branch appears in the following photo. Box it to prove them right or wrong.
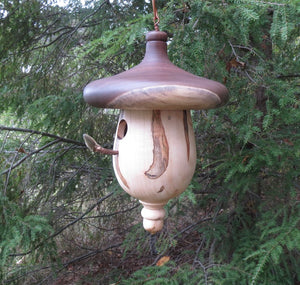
[9,191,114,257]
[1,139,61,175]
[65,203,140,220]
[61,0,110,50]
[4,240,123,285]
[3,132,35,194]
[0,125,85,146]
[277,74,300,79]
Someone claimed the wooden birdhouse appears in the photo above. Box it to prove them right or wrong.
[83,31,228,234]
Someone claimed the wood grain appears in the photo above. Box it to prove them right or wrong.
[183,110,190,161]
[113,111,130,189]
[145,110,169,179]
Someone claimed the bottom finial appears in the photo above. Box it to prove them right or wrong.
[140,202,166,234]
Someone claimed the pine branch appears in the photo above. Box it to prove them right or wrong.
[9,191,114,257]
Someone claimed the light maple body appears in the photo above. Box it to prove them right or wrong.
[113,109,196,233]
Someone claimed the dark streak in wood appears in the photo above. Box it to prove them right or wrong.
[114,111,129,189]
[115,156,129,189]
[157,186,165,193]
[145,110,169,179]
[183,110,190,161]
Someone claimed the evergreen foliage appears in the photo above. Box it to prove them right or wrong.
[0,0,299,284]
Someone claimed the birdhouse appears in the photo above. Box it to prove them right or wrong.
[83,31,228,234]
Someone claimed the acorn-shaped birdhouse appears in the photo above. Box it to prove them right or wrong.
[83,31,228,234]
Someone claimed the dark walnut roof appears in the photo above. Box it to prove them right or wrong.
[83,31,229,110]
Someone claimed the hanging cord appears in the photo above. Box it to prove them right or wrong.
[152,0,160,31]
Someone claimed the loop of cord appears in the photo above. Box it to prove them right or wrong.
[152,0,160,31]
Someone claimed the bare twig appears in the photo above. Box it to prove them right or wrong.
[231,44,264,61]
[228,41,257,83]
[196,259,209,285]
[252,0,286,6]
[277,74,300,79]
[0,130,9,152]
[152,216,214,266]
[228,41,239,59]
[3,132,35,194]
[1,139,61,175]
[0,125,85,146]
[64,203,140,220]
[244,70,256,83]
[174,216,214,238]
[4,240,123,285]
[193,237,206,267]
[61,0,109,50]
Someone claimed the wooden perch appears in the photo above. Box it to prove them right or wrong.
[83,134,118,155]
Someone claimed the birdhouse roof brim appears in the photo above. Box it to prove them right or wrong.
[83,31,229,110]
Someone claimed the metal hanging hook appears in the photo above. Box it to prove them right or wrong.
[152,0,160,31]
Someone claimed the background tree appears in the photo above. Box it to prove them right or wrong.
[0,0,299,284]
